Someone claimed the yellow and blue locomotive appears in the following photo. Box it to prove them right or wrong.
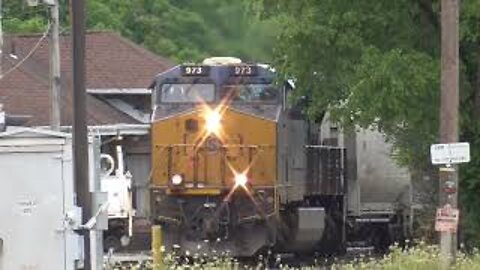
[149,57,411,256]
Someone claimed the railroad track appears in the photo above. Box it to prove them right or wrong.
[104,245,379,269]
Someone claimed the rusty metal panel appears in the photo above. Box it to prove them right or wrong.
[306,146,346,196]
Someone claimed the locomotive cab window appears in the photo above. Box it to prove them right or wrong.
[223,84,279,103]
[160,84,215,103]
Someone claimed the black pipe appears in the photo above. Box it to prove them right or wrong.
[5,115,31,127]
[72,0,91,269]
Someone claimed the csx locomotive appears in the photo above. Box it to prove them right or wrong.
[149,57,412,256]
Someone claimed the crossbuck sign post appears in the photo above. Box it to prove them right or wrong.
[431,142,470,269]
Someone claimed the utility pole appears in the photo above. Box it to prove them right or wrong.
[49,0,61,131]
[439,0,459,268]
[72,0,91,269]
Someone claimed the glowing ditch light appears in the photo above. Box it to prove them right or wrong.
[205,110,221,135]
[223,171,253,203]
[171,174,183,186]
[234,173,248,187]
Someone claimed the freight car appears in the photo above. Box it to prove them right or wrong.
[148,57,412,256]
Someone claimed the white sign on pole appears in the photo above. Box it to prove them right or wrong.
[435,204,460,233]
[430,142,470,165]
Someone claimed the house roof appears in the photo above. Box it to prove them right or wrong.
[0,31,173,126]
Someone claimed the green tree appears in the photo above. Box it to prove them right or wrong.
[90,0,279,62]
[3,0,279,63]
[3,1,48,33]
[260,0,480,243]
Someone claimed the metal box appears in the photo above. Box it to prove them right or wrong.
[320,115,412,216]
[0,128,82,270]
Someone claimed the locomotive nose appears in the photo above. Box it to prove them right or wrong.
[205,136,222,152]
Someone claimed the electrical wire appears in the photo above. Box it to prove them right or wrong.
[0,22,51,80]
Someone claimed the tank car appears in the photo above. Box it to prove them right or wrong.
[149,57,412,256]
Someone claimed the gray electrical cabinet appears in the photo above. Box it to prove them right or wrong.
[0,128,83,270]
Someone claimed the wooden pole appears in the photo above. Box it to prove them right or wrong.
[49,0,61,130]
[72,0,91,269]
[439,0,459,268]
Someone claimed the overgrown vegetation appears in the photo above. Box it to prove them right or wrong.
[105,243,480,269]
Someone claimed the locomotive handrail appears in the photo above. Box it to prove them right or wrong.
[151,184,282,189]
[155,144,196,148]
[305,144,346,150]
[222,144,274,148]
[155,144,274,148]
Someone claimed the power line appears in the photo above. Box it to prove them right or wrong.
[0,22,51,80]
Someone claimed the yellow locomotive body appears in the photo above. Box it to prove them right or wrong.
[151,108,277,192]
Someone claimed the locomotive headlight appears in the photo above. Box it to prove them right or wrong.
[205,110,221,135]
[234,173,248,187]
[171,174,183,186]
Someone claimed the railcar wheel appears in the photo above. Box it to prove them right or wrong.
[120,235,131,247]
[318,214,344,255]
[372,224,392,253]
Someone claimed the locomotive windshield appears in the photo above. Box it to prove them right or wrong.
[223,84,278,103]
[160,83,215,103]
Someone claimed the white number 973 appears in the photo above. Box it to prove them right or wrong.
[235,66,252,75]
[185,66,202,74]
